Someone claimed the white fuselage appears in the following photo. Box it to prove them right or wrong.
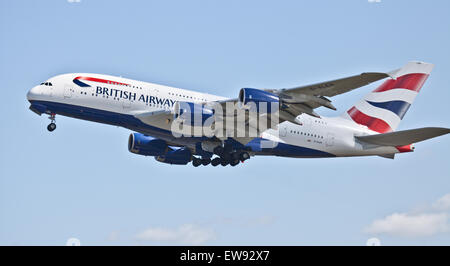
[27,73,404,158]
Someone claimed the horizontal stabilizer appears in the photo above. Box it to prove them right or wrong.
[356,127,450,146]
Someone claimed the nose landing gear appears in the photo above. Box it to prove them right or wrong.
[47,113,56,132]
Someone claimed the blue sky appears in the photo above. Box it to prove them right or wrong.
[1,0,450,245]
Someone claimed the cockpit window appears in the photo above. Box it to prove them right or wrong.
[41,82,53,86]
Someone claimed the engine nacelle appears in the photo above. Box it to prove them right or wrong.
[238,88,279,113]
[155,148,192,165]
[173,101,214,126]
[128,133,168,156]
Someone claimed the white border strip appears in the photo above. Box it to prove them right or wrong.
[364,88,418,104]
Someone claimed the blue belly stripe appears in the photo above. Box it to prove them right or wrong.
[29,100,335,158]
[246,138,335,158]
[28,100,207,145]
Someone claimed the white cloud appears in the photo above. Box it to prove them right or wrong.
[135,224,215,245]
[365,193,450,238]
[432,193,450,211]
[365,212,449,237]
[368,0,381,3]
[67,0,81,3]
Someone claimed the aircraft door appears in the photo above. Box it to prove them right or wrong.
[279,124,287,137]
[48,86,53,97]
[326,133,335,147]
[64,84,74,98]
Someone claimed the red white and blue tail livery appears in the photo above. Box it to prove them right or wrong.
[26,61,450,166]
[345,61,433,133]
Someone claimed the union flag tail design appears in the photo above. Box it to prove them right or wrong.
[344,61,434,133]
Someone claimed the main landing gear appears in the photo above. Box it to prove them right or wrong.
[192,157,212,167]
[192,150,251,167]
[47,113,56,132]
[212,145,250,167]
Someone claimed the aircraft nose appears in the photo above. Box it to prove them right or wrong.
[27,86,41,102]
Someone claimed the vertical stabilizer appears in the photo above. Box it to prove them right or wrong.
[343,61,434,133]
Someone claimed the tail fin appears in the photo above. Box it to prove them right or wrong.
[343,61,434,133]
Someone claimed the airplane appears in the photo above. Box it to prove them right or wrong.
[26,61,450,167]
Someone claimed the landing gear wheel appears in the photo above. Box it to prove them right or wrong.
[220,159,229,166]
[230,159,240,167]
[47,123,56,132]
[239,152,250,161]
[47,113,56,132]
[201,158,211,166]
[211,158,221,167]
[192,158,202,167]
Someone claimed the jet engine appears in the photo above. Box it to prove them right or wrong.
[128,133,168,156]
[238,88,279,113]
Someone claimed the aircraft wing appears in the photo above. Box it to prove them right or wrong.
[211,70,392,144]
[280,72,391,98]
[266,71,391,115]
[134,110,173,131]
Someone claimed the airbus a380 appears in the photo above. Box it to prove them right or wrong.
[27,61,450,167]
